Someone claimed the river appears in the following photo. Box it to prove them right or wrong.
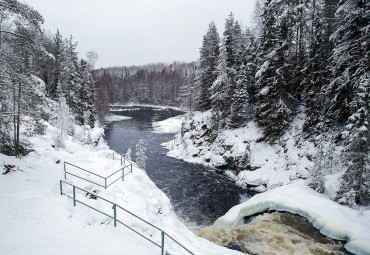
[104,105,251,230]
[104,105,352,255]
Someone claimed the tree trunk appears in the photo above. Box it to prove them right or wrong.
[13,87,17,156]
[16,83,21,157]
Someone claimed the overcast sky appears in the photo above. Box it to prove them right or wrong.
[23,0,257,68]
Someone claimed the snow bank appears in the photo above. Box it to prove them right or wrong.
[214,181,370,255]
[104,115,132,123]
[0,121,240,255]
[152,114,185,133]
[110,103,183,111]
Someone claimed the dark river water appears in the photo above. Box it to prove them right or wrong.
[104,105,250,229]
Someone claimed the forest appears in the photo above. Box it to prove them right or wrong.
[93,62,194,122]
[177,0,369,207]
[0,0,96,155]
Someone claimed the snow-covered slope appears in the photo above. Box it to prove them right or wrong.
[0,122,241,255]
[213,181,370,255]
[166,110,319,192]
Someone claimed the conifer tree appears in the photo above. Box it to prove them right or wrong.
[303,0,330,133]
[63,36,80,113]
[332,0,369,206]
[135,139,147,170]
[309,141,326,193]
[50,30,64,100]
[194,21,220,111]
[325,0,369,126]
[228,29,257,128]
[179,69,195,111]
[210,13,238,130]
[254,0,296,141]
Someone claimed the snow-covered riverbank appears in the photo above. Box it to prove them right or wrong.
[165,110,346,197]
[0,122,240,255]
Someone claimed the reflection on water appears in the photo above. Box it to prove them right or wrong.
[199,211,349,255]
[104,106,251,229]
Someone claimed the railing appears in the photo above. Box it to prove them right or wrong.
[112,152,132,169]
[63,162,132,189]
[60,180,194,255]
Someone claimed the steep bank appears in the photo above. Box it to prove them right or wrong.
[166,110,337,193]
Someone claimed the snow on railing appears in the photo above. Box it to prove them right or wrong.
[60,180,194,255]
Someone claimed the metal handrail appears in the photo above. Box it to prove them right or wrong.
[112,152,133,171]
[64,162,105,178]
[60,180,194,255]
[63,162,132,189]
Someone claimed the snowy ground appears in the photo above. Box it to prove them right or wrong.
[0,122,241,255]
[213,181,370,255]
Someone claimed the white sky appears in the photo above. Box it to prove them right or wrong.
[22,0,257,68]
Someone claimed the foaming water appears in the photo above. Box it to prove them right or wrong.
[199,212,348,255]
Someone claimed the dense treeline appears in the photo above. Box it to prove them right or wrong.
[189,0,369,206]
[0,0,96,156]
[93,62,195,121]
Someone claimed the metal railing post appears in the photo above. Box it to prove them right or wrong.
[64,162,67,179]
[131,164,133,173]
[105,178,107,189]
[122,168,124,181]
[113,204,117,227]
[60,180,62,195]
[73,186,76,206]
[60,180,193,255]
[161,231,165,255]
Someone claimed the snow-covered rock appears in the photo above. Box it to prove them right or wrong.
[166,110,318,192]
